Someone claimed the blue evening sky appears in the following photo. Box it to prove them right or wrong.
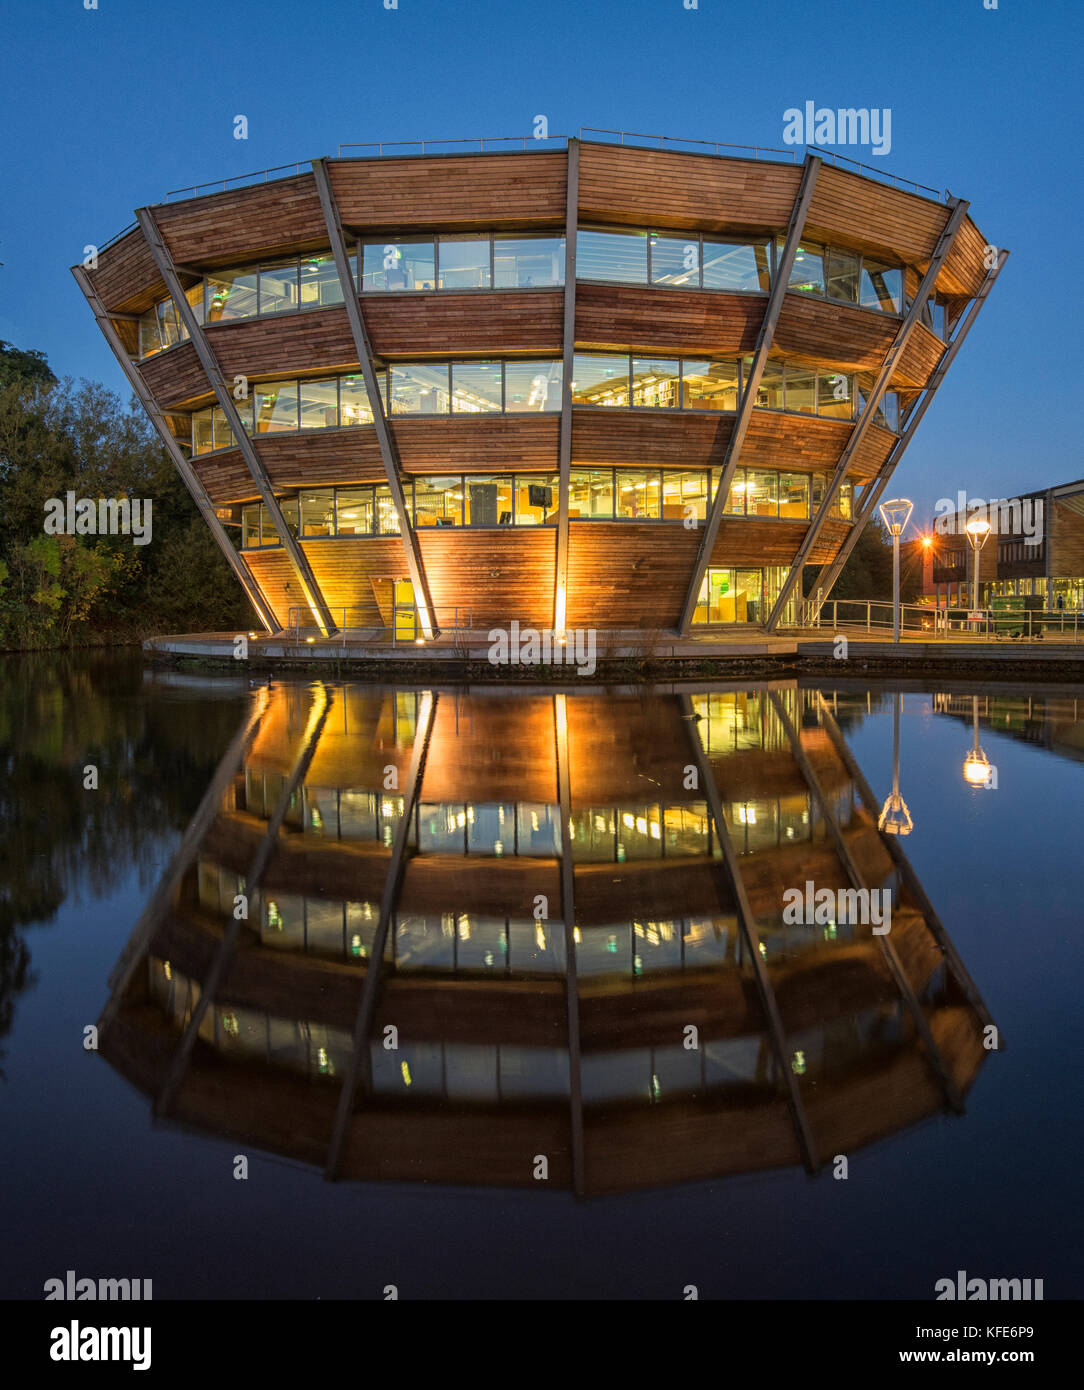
[1,0,1080,523]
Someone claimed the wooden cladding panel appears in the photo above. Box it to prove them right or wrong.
[418,528,556,628]
[805,165,948,265]
[395,416,559,473]
[86,228,163,313]
[565,522,700,628]
[575,284,763,355]
[243,549,296,628]
[709,517,848,567]
[741,413,850,473]
[191,450,255,504]
[152,175,328,265]
[850,424,896,480]
[898,323,943,389]
[1050,499,1084,578]
[774,296,933,389]
[365,291,562,355]
[572,410,733,469]
[940,214,990,298]
[422,696,558,805]
[208,308,358,380]
[299,537,409,618]
[137,342,207,407]
[257,428,386,490]
[578,145,802,232]
[328,152,567,228]
[399,856,561,921]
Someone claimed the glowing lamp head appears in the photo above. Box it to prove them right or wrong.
[965,515,992,550]
[878,497,913,537]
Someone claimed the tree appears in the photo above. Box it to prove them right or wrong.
[805,515,922,604]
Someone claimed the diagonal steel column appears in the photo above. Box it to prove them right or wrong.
[679,693,819,1173]
[310,159,437,639]
[553,693,585,1196]
[73,265,277,633]
[764,198,971,631]
[325,690,438,1180]
[804,251,1011,620]
[154,686,334,1118]
[814,692,1000,1041]
[554,140,580,636]
[768,691,965,1112]
[677,153,822,634]
[136,206,337,636]
[98,687,271,1036]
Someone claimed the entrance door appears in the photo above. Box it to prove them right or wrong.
[393,580,417,640]
[736,568,763,624]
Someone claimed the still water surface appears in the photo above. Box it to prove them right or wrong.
[1,651,1082,1299]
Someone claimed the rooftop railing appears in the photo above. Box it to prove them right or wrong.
[157,127,945,205]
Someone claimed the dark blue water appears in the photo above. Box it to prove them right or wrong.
[1,654,1081,1300]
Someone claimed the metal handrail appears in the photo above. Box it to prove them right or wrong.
[285,604,475,648]
[336,135,569,157]
[798,597,1083,642]
[165,161,309,202]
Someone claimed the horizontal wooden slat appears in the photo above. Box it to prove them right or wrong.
[575,283,763,355]
[152,174,328,265]
[578,145,802,232]
[366,290,562,355]
[243,549,296,628]
[208,307,358,382]
[329,152,568,228]
[137,341,207,407]
[566,522,701,628]
[804,164,948,265]
[86,227,164,313]
[710,517,849,567]
[418,527,556,628]
[396,416,559,473]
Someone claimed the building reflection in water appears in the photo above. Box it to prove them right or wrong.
[98,682,997,1196]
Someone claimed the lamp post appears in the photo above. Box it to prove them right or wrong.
[962,694,992,787]
[878,498,913,643]
[965,514,991,630]
[878,690,914,834]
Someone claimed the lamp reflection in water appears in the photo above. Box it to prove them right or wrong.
[962,694,993,787]
[878,690,913,834]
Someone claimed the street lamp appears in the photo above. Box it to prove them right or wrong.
[878,690,914,834]
[965,514,991,626]
[878,498,913,643]
[962,694,992,786]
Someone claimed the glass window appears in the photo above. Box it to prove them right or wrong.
[631,357,680,409]
[812,474,826,513]
[576,229,648,284]
[192,408,215,454]
[299,253,346,309]
[158,298,183,350]
[832,482,854,520]
[389,362,450,415]
[569,469,614,519]
[754,359,784,410]
[375,484,401,534]
[784,364,816,414]
[860,258,902,313]
[334,487,374,536]
[787,242,826,296]
[515,476,557,524]
[211,404,235,450]
[616,470,661,519]
[702,240,771,292]
[205,268,258,321]
[721,468,746,515]
[278,497,299,536]
[413,475,463,526]
[505,361,561,412]
[451,361,502,414]
[649,234,700,287]
[779,473,811,519]
[571,355,630,406]
[183,284,203,328]
[923,298,946,339]
[493,235,565,288]
[438,237,490,290]
[299,489,335,537]
[746,470,779,518]
[682,359,739,411]
[241,504,260,547]
[465,476,513,527]
[258,258,300,316]
[826,248,860,304]
[234,391,255,436]
[254,380,299,434]
[662,470,709,522]
[340,372,376,425]
[817,371,853,419]
[299,378,339,430]
[138,306,162,358]
[882,392,900,432]
[361,240,436,292]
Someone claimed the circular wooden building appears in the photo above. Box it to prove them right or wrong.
[75,134,1004,637]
